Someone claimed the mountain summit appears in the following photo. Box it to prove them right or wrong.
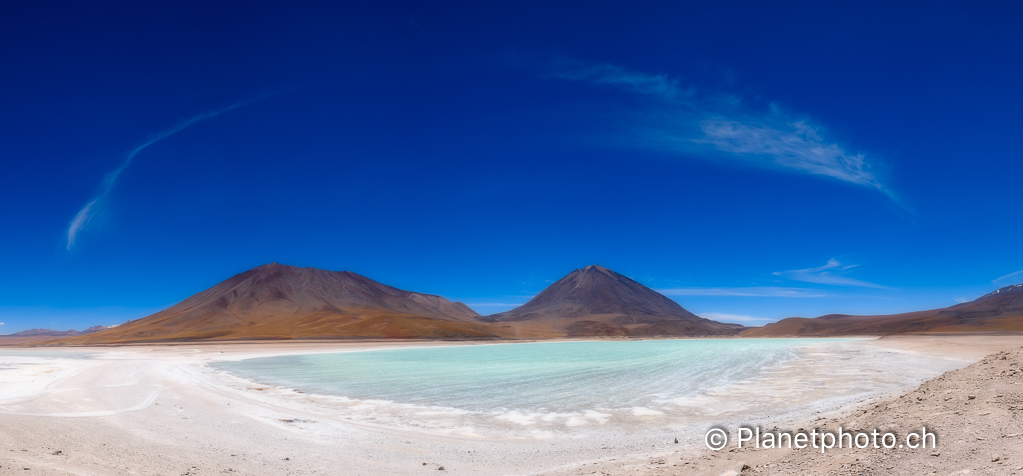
[57,263,495,344]
[974,283,1023,304]
[482,265,744,337]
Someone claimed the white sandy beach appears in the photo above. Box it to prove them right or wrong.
[1,336,1021,475]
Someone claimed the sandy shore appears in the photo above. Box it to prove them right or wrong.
[560,336,1023,476]
[1,336,1020,475]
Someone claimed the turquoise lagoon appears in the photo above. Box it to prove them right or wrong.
[213,339,960,437]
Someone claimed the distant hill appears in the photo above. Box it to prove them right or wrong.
[742,283,1023,337]
[52,263,497,344]
[480,265,744,337]
[0,326,109,345]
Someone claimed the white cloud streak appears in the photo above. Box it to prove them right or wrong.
[774,258,888,288]
[555,64,692,103]
[657,287,829,298]
[696,117,884,191]
[994,268,1023,284]
[554,62,899,204]
[699,312,775,324]
[464,302,527,308]
[66,95,273,250]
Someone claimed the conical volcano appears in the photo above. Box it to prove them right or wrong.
[481,265,744,337]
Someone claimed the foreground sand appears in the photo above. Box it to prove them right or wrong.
[0,336,1021,475]
[559,336,1023,476]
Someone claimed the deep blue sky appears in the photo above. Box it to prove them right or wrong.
[2,1,1022,332]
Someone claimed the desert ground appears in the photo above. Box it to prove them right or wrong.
[1,336,1021,475]
[570,336,1023,476]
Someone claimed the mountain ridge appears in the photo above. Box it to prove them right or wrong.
[742,282,1023,336]
[21,264,1022,345]
[40,263,744,344]
[0,326,110,345]
[51,263,495,344]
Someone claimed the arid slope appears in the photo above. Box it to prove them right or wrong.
[52,263,496,344]
[743,283,1023,337]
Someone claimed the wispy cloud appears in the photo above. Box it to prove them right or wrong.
[700,312,775,324]
[696,116,883,191]
[555,64,692,103]
[774,258,888,288]
[993,268,1023,285]
[464,302,527,308]
[553,61,900,205]
[0,322,5,326]
[66,94,278,250]
[657,287,828,298]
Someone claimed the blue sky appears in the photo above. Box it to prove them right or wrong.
[2,1,1022,332]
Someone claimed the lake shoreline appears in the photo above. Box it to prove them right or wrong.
[2,336,1021,475]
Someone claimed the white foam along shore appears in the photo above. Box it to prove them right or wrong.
[1,336,1021,475]
[205,338,967,441]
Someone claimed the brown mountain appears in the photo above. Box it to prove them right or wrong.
[0,326,109,345]
[53,263,497,344]
[480,265,745,337]
[742,283,1023,337]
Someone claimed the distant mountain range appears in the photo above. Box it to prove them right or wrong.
[29,263,743,345]
[0,325,110,345]
[742,283,1023,336]
[7,264,1022,345]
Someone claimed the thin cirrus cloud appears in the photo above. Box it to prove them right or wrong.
[65,93,279,251]
[465,302,528,308]
[699,312,774,324]
[993,268,1023,285]
[774,258,889,289]
[656,287,828,298]
[553,62,901,206]
[556,63,693,103]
